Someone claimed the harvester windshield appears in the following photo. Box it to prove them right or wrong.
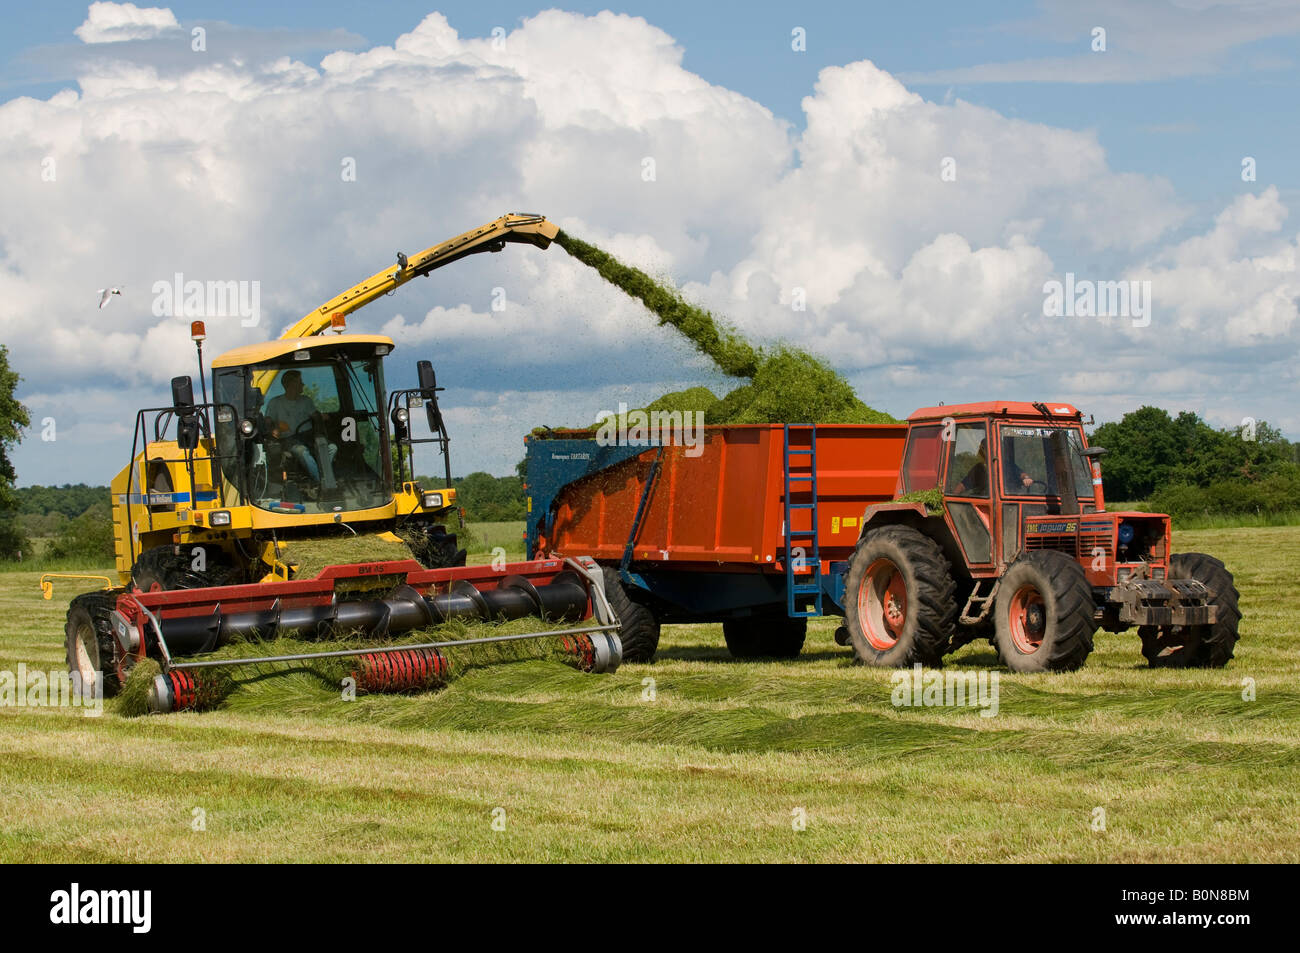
[214,348,391,514]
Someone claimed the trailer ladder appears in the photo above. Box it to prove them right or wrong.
[783,424,822,618]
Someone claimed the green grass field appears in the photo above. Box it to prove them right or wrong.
[1,525,1296,862]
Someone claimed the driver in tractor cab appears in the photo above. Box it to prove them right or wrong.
[265,369,337,483]
[956,438,1034,496]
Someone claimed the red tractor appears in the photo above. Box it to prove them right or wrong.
[842,401,1241,672]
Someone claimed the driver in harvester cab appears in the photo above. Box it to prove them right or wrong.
[265,370,336,482]
[955,438,1035,496]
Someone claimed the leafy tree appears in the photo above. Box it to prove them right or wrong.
[1089,406,1187,500]
[46,503,115,561]
[1090,406,1299,511]
[0,347,31,558]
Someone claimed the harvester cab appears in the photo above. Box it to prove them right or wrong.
[845,401,1240,673]
[62,213,626,712]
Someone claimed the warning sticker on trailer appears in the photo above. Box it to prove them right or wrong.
[832,516,841,533]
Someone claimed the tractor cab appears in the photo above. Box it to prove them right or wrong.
[212,335,394,515]
[892,401,1170,585]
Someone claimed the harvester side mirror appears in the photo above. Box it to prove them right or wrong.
[1081,446,1108,458]
[171,376,200,450]
[417,360,444,433]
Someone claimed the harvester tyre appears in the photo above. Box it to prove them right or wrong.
[722,615,807,659]
[65,589,124,698]
[600,566,660,663]
[408,524,467,570]
[132,544,241,591]
[1144,553,1241,668]
[843,525,956,668]
[993,550,1095,673]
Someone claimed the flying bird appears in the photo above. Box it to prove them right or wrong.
[97,287,122,309]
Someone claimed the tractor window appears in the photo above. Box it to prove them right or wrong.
[944,422,990,498]
[1000,425,1090,505]
[1067,430,1093,500]
[901,425,943,492]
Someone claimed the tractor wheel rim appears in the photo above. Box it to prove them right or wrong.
[859,558,907,651]
[1009,585,1047,654]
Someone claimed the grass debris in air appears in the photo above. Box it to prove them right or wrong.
[554,230,897,425]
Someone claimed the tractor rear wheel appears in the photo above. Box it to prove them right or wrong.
[600,566,660,663]
[65,589,125,698]
[1141,553,1241,668]
[843,525,956,667]
[722,615,807,659]
[993,550,1095,673]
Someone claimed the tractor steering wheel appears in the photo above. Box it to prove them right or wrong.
[1028,480,1049,494]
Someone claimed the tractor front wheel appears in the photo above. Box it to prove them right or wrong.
[993,550,1095,673]
[843,525,956,667]
[1141,553,1241,668]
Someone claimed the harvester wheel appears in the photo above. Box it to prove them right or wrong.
[722,615,807,659]
[65,589,124,698]
[1142,553,1241,668]
[132,544,242,591]
[843,525,957,667]
[407,524,467,569]
[600,566,660,663]
[993,550,1095,673]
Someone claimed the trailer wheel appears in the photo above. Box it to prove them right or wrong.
[65,589,124,698]
[722,616,807,659]
[600,567,660,663]
[844,525,956,667]
[993,551,1095,673]
[1143,553,1241,668]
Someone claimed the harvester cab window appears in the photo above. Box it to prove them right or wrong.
[214,352,391,515]
[901,424,943,492]
[944,423,991,498]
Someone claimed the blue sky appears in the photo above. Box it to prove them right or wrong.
[2,1,1298,483]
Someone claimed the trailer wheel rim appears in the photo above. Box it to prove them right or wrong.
[859,558,907,650]
[1008,585,1047,654]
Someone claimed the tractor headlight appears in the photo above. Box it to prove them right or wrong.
[422,492,444,508]
[209,510,232,527]
[239,418,256,437]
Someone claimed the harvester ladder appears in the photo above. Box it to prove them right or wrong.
[783,424,822,618]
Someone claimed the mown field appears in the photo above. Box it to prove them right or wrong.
[0,525,1296,863]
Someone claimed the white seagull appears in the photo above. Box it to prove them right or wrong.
[97,287,122,309]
